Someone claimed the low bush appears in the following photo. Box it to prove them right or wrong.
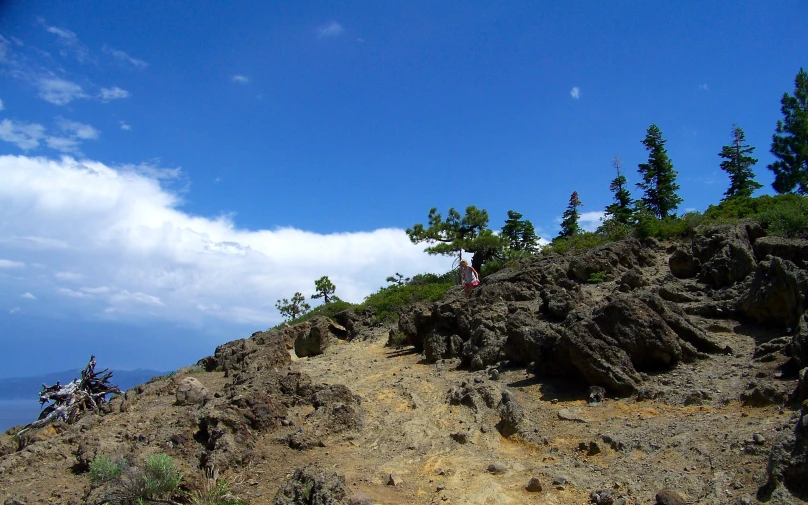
[143,452,183,498]
[360,280,453,322]
[88,455,124,484]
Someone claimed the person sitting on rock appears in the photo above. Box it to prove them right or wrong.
[460,260,480,297]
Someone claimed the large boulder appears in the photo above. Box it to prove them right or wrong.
[568,239,653,283]
[668,247,700,279]
[174,377,209,405]
[692,223,762,288]
[754,236,808,270]
[295,317,348,358]
[739,256,808,328]
[197,331,291,375]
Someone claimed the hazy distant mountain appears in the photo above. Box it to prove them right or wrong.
[0,369,166,400]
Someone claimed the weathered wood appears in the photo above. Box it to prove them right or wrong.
[17,355,122,436]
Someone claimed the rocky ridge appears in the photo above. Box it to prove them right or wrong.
[2,222,808,504]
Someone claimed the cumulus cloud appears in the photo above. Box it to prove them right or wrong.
[0,259,25,268]
[0,119,46,149]
[21,292,36,299]
[0,155,448,328]
[231,75,249,84]
[570,86,580,100]
[578,211,605,232]
[119,121,131,131]
[319,21,344,37]
[102,45,148,69]
[37,77,85,105]
[99,86,130,102]
[45,136,82,153]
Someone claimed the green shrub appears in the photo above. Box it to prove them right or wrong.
[187,467,248,505]
[757,196,808,238]
[386,331,408,348]
[360,281,452,322]
[285,299,353,326]
[143,453,182,497]
[89,455,124,484]
[587,271,606,283]
[543,231,612,256]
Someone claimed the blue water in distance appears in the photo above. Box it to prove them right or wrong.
[0,399,46,432]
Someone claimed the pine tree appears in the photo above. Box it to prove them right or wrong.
[719,124,761,199]
[501,210,540,253]
[311,276,336,304]
[604,156,633,224]
[636,124,682,218]
[275,292,310,321]
[558,191,582,239]
[769,68,808,194]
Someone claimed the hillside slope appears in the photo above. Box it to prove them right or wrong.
[2,224,808,505]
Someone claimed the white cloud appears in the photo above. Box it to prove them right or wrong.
[0,155,448,327]
[579,211,605,232]
[102,45,148,69]
[56,118,100,140]
[37,78,85,105]
[99,87,130,102]
[21,292,36,299]
[9,307,20,314]
[0,119,46,149]
[699,83,708,91]
[45,136,82,153]
[231,75,249,84]
[46,26,90,63]
[119,121,131,131]
[0,259,25,268]
[319,22,344,37]
[570,87,581,100]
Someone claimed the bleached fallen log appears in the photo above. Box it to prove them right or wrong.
[17,355,122,436]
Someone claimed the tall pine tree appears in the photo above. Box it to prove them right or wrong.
[604,156,633,224]
[719,124,761,199]
[558,191,582,239]
[501,210,539,253]
[769,68,808,194]
[637,124,682,219]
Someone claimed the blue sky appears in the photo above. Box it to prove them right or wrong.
[0,2,805,377]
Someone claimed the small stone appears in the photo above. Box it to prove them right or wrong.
[489,369,500,380]
[753,433,766,445]
[588,441,602,455]
[525,477,542,492]
[388,471,403,487]
[480,424,490,433]
[557,408,588,423]
[551,398,559,404]
[487,462,507,475]
[552,476,567,486]
[656,488,686,505]
[436,485,445,492]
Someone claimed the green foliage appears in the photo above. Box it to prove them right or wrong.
[501,210,540,253]
[143,453,182,497]
[311,276,336,304]
[386,273,408,286]
[361,277,453,322]
[635,211,704,240]
[89,455,124,484]
[406,206,507,271]
[558,191,583,239]
[587,271,606,283]
[604,157,634,225]
[275,292,311,322]
[769,67,808,194]
[386,331,408,348]
[185,364,204,374]
[544,231,611,255]
[637,124,682,218]
[719,124,761,199]
[703,194,808,237]
[287,298,353,325]
[480,248,532,277]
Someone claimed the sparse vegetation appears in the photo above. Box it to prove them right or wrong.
[588,271,606,283]
[89,455,124,484]
[275,292,311,322]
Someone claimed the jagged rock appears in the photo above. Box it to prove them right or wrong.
[387,471,403,486]
[693,223,761,288]
[739,256,808,328]
[174,377,209,405]
[295,317,348,358]
[590,489,615,505]
[348,491,373,505]
[272,465,351,505]
[740,380,789,407]
[541,286,574,319]
[525,477,543,492]
[669,247,700,279]
[487,462,507,475]
[754,236,808,269]
[423,332,448,363]
[557,408,588,423]
[618,269,648,291]
[497,390,529,437]
[568,239,650,282]
[198,331,290,374]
